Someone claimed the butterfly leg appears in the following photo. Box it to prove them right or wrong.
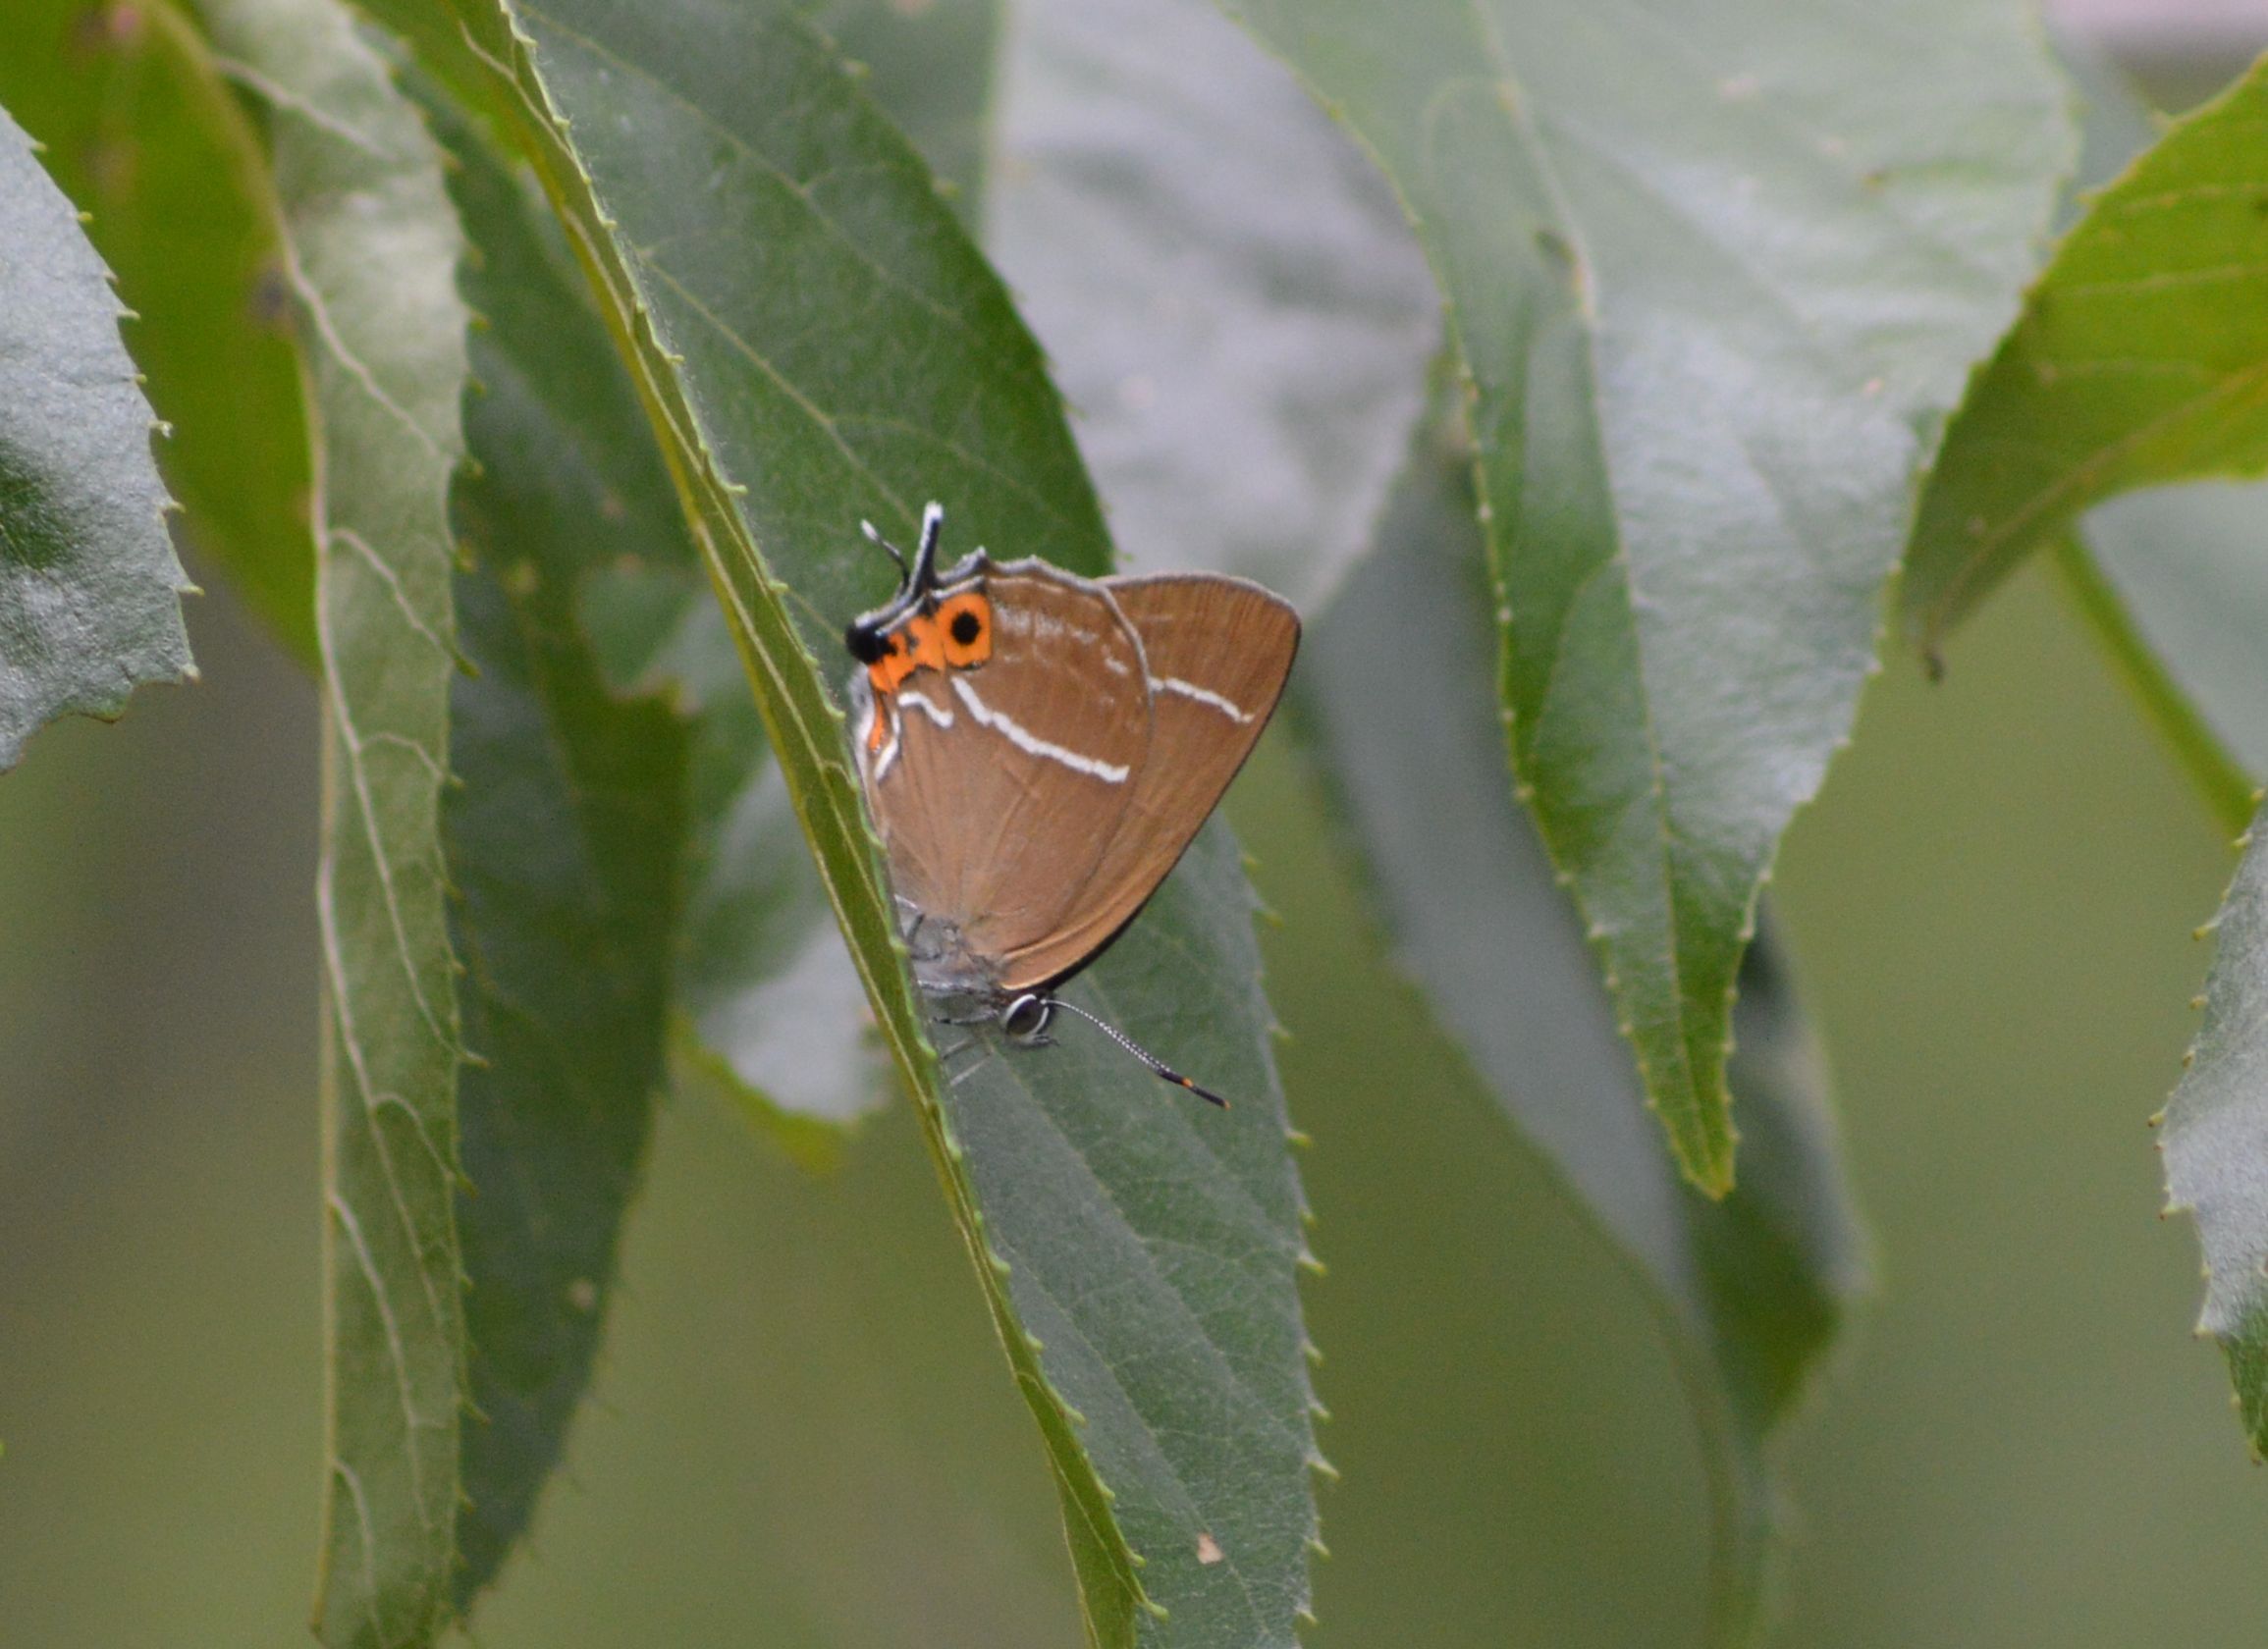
[899,901,945,959]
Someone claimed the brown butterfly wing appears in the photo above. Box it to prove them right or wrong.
[856,561,1152,985]
[996,571,1298,990]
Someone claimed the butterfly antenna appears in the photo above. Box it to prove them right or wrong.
[912,501,945,588]
[1043,997,1230,1108]
[859,517,909,579]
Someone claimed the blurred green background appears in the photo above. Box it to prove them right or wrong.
[4,518,2263,1645]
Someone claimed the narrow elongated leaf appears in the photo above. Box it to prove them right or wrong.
[1906,54,2268,652]
[1297,418,1864,1643]
[1216,0,2070,1191]
[0,100,190,769]
[427,95,690,1609]
[2164,807,2268,1453]
[358,0,1321,1639]
[986,0,1436,611]
[2,0,314,667]
[199,0,472,1640]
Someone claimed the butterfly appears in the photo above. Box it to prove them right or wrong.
[845,503,1299,1103]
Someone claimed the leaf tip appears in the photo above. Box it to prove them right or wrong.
[1680,1136,1738,1199]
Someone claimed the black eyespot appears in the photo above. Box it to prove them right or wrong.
[845,621,886,665]
[949,610,982,648]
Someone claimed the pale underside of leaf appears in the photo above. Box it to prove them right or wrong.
[1215,0,2071,1194]
[986,0,1438,613]
[199,0,472,1641]
[2163,804,2268,1452]
[0,101,192,770]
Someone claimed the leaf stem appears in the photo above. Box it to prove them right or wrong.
[2049,533,2257,836]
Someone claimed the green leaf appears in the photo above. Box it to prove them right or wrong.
[986,0,1436,610]
[198,0,473,1640]
[936,823,1323,1648]
[1215,0,2072,1192]
[0,98,191,770]
[426,92,690,1611]
[1905,53,2268,654]
[815,0,999,222]
[357,0,1322,1639]
[2162,804,2268,1455]
[2027,44,2261,830]
[0,0,314,668]
[1296,416,1864,1644]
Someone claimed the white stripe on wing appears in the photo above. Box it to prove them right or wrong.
[1154,674,1252,723]
[949,675,1131,783]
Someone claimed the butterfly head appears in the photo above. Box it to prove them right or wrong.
[845,502,946,664]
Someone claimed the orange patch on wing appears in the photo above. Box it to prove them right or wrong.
[863,598,989,757]
[865,620,934,695]
[935,591,994,668]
